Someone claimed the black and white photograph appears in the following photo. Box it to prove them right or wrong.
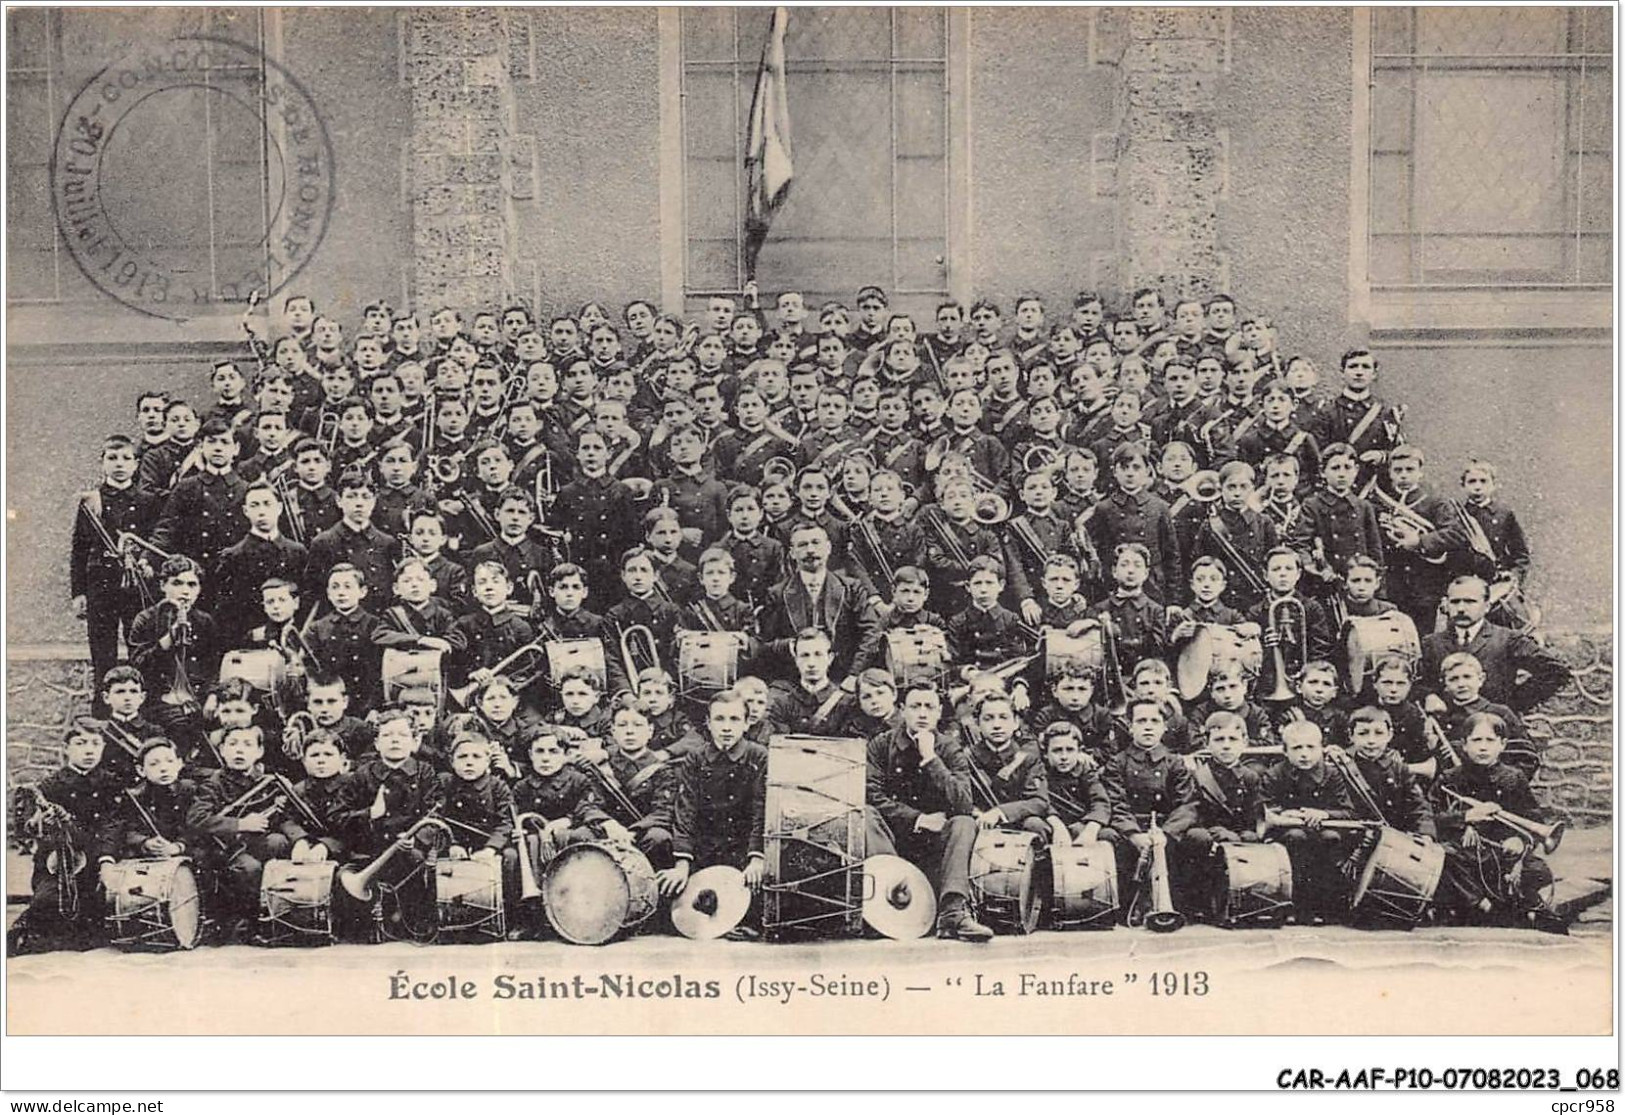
[1,1,1617,1094]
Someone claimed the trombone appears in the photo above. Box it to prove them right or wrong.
[1437,785,1564,854]
[1262,596,1307,702]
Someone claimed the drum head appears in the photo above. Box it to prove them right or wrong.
[1176,628,1214,699]
[168,861,202,949]
[862,855,936,940]
[544,845,631,945]
[671,866,751,941]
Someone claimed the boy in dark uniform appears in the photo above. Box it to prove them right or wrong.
[7,722,120,955]
[188,725,289,941]
[1091,544,1169,676]
[277,728,353,865]
[467,487,561,609]
[964,693,1051,844]
[552,429,640,604]
[116,738,199,864]
[127,556,219,753]
[96,666,161,787]
[1087,443,1181,604]
[211,481,308,646]
[72,434,163,707]
[438,729,521,926]
[151,418,250,571]
[1180,712,1266,918]
[306,564,384,715]
[1262,720,1357,924]
[657,690,770,939]
[1103,699,1199,919]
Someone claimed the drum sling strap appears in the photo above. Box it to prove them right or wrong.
[513,442,550,479]
[993,399,1028,435]
[1345,399,1385,448]
[882,439,913,469]
[390,605,423,639]
[809,688,847,728]
[1190,761,1232,816]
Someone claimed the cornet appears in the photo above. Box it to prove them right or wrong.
[1263,596,1307,702]
[282,711,316,762]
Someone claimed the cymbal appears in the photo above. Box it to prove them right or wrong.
[671,865,750,940]
[862,855,936,940]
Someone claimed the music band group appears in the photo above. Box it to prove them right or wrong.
[9,281,1579,954]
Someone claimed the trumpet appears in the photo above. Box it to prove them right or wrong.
[1437,786,1565,854]
[338,815,453,902]
[1263,596,1307,702]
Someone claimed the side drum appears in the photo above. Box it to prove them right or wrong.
[105,857,203,951]
[1215,842,1294,928]
[1049,842,1118,930]
[435,855,506,941]
[1351,827,1444,928]
[260,859,338,945]
[970,829,1045,935]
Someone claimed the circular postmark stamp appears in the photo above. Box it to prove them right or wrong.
[51,35,335,321]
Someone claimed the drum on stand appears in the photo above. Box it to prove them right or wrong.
[543,841,659,945]
[1049,842,1119,930]
[677,631,742,695]
[1345,612,1420,693]
[104,857,202,951]
[970,829,1045,935]
[1214,842,1294,928]
[260,859,338,945]
[763,734,867,941]
[1351,827,1444,928]
[545,639,608,692]
[1176,625,1265,700]
[885,625,949,687]
[435,855,506,941]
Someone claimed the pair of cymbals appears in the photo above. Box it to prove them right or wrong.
[671,857,937,940]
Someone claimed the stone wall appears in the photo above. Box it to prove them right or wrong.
[6,635,1614,828]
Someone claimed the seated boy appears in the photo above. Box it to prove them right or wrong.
[1032,664,1124,763]
[1102,699,1199,919]
[277,727,353,865]
[306,563,385,714]
[1180,711,1267,918]
[1261,719,1357,925]
[1188,663,1276,757]
[7,722,120,955]
[1435,711,1566,933]
[188,724,291,942]
[1090,544,1168,675]
[1432,652,1536,780]
[1292,660,1350,749]
[438,727,520,929]
[97,665,160,787]
[603,697,688,868]
[118,737,198,863]
[1340,706,1435,846]
[1039,721,1119,852]
[964,693,1051,846]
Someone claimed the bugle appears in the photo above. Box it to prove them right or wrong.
[511,809,550,901]
[1181,470,1223,504]
[1369,487,1448,566]
[1021,443,1066,478]
[1263,596,1307,702]
[1099,612,1129,716]
[973,492,1010,526]
[1129,813,1185,933]
[338,815,453,902]
[447,638,550,706]
[281,710,316,761]
[618,623,662,695]
[1437,786,1564,854]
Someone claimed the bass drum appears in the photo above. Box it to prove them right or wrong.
[1049,842,1118,930]
[543,841,659,945]
[1214,842,1294,928]
[763,734,867,940]
[1177,625,1264,700]
[260,859,338,945]
[970,829,1045,935]
[1345,612,1420,694]
[436,855,506,941]
[104,857,202,951]
[1351,827,1444,928]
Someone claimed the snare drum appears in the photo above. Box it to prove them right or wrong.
[104,857,202,951]
[260,859,338,945]
[1049,842,1118,930]
[678,631,742,694]
[1176,625,1265,700]
[1351,827,1444,928]
[969,829,1044,934]
[542,841,659,945]
[545,639,608,691]
[1345,612,1420,693]
[885,625,949,686]
[1043,628,1105,680]
[763,735,867,940]
[435,855,506,941]
[1215,843,1294,928]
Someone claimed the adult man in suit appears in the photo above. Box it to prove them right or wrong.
[1420,575,1570,713]
[758,523,883,685]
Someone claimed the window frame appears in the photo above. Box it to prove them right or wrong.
[657,7,971,314]
[1348,6,1612,333]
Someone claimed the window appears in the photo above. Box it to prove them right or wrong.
[677,7,962,312]
[6,8,276,316]
[1354,7,1611,330]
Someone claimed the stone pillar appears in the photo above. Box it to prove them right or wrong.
[1112,8,1227,300]
[403,8,519,311]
